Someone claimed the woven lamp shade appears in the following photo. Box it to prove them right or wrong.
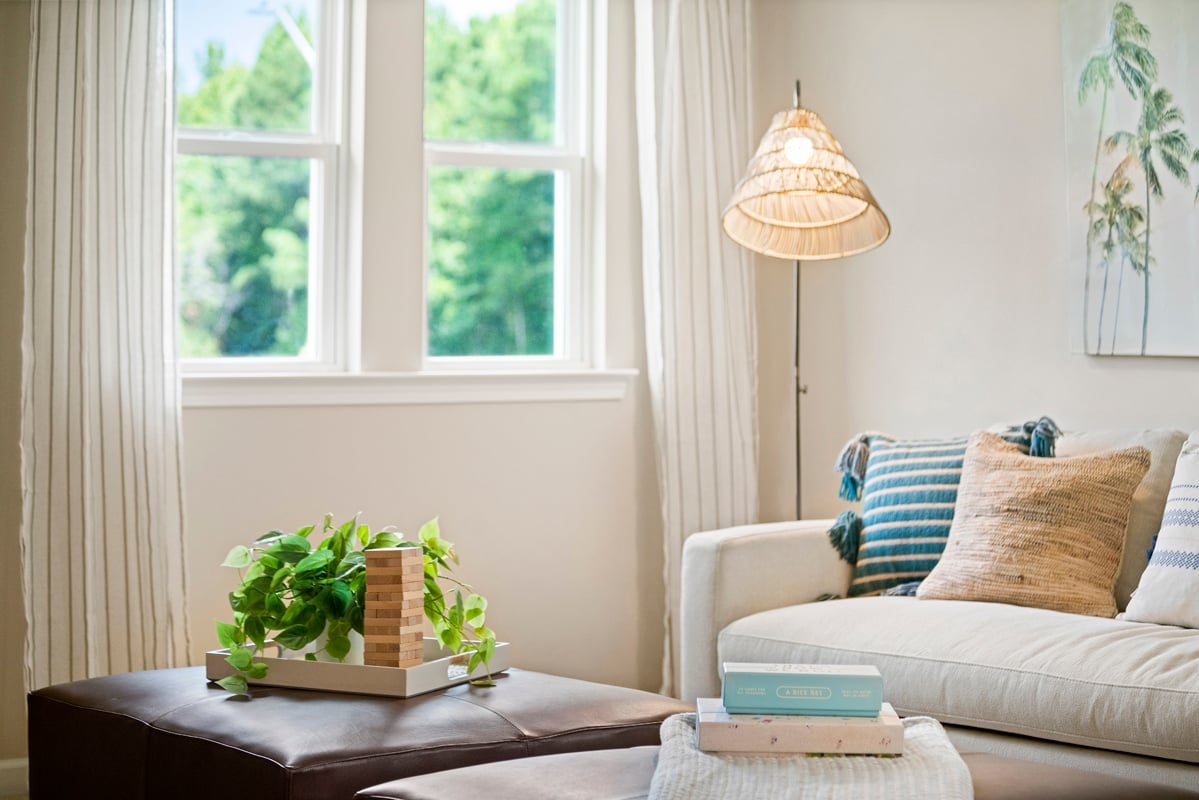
[722,108,890,260]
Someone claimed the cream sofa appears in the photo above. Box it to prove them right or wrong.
[679,429,1199,791]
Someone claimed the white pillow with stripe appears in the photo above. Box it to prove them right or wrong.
[1124,434,1199,628]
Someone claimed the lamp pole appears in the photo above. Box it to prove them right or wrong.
[793,80,807,520]
[794,258,806,519]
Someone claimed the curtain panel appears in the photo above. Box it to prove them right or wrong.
[21,0,190,689]
[634,0,759,697]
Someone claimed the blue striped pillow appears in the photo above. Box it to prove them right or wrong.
[835,420,1058,597]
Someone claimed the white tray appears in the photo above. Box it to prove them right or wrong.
[206,638,510,698]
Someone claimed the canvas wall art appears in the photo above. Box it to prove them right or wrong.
[1062,0,1199,356]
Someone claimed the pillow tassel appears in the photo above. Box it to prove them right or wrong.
[835,434,870,501]
[828,510,863,564]
[1025,416,1061,458]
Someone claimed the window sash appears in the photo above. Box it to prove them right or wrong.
[421,0,588,367]
[174,0,347,373]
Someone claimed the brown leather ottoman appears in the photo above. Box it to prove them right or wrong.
[27,667,688,800]
[353,745,1199,800]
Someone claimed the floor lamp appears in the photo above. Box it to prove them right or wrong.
[721,81,890,518]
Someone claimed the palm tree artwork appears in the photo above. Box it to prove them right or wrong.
[1107,190,1152,356]
[1076,2,1155,354]
[1084,169,1147,353]
[1073,1,1199,356]
[1105,86,1194,354]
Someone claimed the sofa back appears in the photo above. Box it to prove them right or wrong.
[1056,428,1187,610]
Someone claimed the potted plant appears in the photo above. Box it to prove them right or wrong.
[215,514,497,695]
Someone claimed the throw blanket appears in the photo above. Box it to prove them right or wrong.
[648,715,973,800]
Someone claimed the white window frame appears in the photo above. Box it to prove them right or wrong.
[422,0,589,371]
[175,0,348,374]
[179,0,634,407]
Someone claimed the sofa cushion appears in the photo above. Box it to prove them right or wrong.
[916,433,1150,617]
[717,596,1199,764]
[1056,428,1187,610]
[840,421,1054,597]
[1124,434,1199,627]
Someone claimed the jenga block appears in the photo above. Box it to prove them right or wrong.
[363,558,404,569]
[366,656,408,668]
[364,596,421,608]
[365,576,409,588]
[367,593,409,604]
[365,546,421,558]
[364,556,411,567]
[364,566,411,577]
[363,604,419,618]
[366,577,424,595]
[365,602,407,613]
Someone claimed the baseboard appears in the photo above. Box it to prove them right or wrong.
[0,758,27,796]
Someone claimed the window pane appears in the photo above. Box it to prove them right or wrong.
[177,155,311,357]
[428,167,556,356]
[424,0,557,144]
[176,0,317,132]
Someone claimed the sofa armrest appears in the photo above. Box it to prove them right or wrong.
[679,520,851,702]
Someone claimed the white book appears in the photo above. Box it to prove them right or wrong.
[696,697,904,755]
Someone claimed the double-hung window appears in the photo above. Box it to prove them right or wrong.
[175,0,596,387]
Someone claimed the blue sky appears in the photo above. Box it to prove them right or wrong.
[175,0,523,94]
[176,0,316,94]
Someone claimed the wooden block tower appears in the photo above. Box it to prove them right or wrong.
[364,546,425,667]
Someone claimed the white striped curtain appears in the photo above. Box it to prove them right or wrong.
[634,0,759,697]
[21,0,191,690]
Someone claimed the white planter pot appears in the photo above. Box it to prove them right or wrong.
[314,629,365,665]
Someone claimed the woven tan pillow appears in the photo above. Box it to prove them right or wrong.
[916,431,1150,617]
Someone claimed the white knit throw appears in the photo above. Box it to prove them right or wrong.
[648,715,973,800]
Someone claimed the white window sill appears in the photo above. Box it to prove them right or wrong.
[181,369,639,408]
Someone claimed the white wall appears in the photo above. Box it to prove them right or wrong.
[182,0,665,693]
[753,0,1199,522]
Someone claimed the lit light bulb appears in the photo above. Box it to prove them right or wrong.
[784,135,814,165]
